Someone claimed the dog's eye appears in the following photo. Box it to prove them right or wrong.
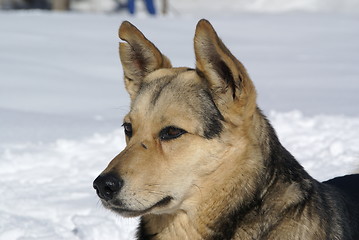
[159,126,187,141]
[122,122,133,138]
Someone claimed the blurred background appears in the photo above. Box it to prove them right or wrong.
[0,1,358,239]
[1,0,359,13]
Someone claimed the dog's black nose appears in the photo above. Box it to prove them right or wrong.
[93,173,123,201]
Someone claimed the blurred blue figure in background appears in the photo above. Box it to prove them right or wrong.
[128,0,156,15]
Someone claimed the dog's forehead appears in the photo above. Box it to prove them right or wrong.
[126,68,223,139]
[133,68,203,108]
[125,68,202,129]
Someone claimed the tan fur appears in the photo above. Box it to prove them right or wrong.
[119,21,172,101]
[94,19,359,240]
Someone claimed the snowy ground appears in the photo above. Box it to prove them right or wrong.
[1,4,359,240]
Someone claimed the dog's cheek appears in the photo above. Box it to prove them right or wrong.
[171,139,220,177]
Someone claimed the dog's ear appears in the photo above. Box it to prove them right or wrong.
[119,21,172,100]
[194,19,256,116]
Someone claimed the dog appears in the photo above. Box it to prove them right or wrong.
[93,19,359,239]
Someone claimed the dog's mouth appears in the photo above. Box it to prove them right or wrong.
[102,196,173,217]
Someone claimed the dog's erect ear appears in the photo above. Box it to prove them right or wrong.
[119,21,172,100]
[194,19,256,115]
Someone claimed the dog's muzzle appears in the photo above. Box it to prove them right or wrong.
[93,173,123,201]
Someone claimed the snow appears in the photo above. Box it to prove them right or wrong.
[173,0,359,15]
[0,3,359,240]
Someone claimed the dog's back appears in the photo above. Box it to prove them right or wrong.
[323,174,359,240]
[324,174,359,203]
[319,175,359,239]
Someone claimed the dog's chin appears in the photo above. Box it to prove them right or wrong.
[102,196,174,218]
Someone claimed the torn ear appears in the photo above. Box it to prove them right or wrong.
[194,19,255,108]
[119,21,172,100]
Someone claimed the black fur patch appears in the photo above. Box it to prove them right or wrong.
[136,218,157,240]
[199,89,224,139]
[217,60,236,99]
[208,196,262,240]
[323,174,359,203]
[195,68,205,79]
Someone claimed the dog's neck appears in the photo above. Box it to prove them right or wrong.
[137,211,203,240]
[136,109,313,240]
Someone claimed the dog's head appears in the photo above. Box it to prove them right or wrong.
[93,20,257,217]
